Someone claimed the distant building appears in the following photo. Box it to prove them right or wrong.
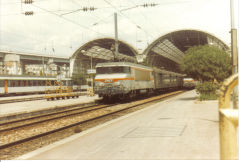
[0,52,70,77]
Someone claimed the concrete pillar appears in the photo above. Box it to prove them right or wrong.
[70,57,75,77]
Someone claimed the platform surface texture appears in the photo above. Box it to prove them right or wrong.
[18,90,220,160]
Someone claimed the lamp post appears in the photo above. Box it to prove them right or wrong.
[230,0,238,109]
[230,0,238,74]
[82,49,95,96]
[114,12,119,61]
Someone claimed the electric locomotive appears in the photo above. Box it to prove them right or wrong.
[94,62,154,99]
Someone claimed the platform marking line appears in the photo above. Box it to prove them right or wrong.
[122,125,187,138]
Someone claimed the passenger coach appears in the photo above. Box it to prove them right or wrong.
[0,75,73,95]
[94,62,183,100]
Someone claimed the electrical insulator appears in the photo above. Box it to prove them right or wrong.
[83,7,88,11]
[25,11,34,15]
[150,3,156,7]
[90,7,95,11]
[24,0,33,4]
[142,3,157,8]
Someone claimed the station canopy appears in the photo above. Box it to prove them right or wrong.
[73,38,137,62]
[71,38,137,76]
[71,30,229,76]
[144,30,229,73]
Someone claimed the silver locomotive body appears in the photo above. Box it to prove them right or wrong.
[94,62,154,98]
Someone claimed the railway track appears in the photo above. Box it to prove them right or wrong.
[0,90,185,160]
[0,104,114,132]
[0,96,44,104]
[0,92,87,104]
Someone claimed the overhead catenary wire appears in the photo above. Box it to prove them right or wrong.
[31,4,108,37]
[2,0,52,5]
[102,0,156,40]
[128,0,160,43]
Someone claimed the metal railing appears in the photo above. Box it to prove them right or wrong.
[218,74,238,159]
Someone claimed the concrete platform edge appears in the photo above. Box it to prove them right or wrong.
[16,93,181,160]
[0,100,98,122]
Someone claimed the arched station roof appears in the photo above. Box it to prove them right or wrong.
[143,29,230,73]
[70,38,138,77]
[70,29,230,77]
[71,38,138,62]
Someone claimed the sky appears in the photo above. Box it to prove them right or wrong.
[0,0,238,58]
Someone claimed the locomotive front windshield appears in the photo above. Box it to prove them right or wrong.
[96,66,131,74]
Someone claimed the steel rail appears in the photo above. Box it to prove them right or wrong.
[0,97,44,104]
[0,90,184,150]
[0,104,114,132]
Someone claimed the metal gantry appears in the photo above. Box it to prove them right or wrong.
[82,46,136,62]
[151,39,185,64]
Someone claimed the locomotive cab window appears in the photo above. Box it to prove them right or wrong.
[96,66,131,74]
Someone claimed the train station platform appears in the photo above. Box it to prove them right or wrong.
[0,94,99,118]
[17,90,220,160]
[0,94,43,101]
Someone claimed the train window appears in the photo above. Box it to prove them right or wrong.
[25,80,29,86]
[163,75,170,84]
[33,80,36,86]
[14,80,17,87]
[29,80,33,86]
[10,80,15,87]
[21,80,24,86]
[96,66,130,74]
[6,80,9,87]
[23,80,26,86]
[0,80,4,87]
